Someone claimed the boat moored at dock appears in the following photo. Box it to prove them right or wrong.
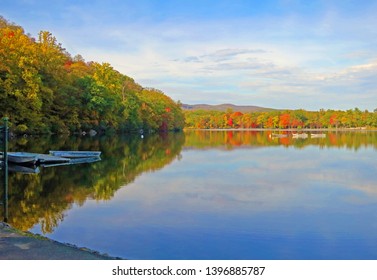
[1,151,101,166]
[49,151,101,158]
[6,152,38,165]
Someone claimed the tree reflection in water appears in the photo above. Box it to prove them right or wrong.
[1,130,377,233]
[1,132,185,232]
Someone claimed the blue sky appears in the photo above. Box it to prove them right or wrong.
[2,0,377,110]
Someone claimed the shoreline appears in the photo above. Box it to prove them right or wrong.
[184,127,377,132]
[0,222,122,260]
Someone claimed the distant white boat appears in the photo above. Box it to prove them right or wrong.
[292,133,308,139]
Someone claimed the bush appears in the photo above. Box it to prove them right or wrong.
[15,124,28,134]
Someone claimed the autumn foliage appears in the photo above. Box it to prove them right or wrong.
[184,108,377,129]
[0,16,184,134]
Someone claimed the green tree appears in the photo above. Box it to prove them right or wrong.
[0,22,43,131]
[1,16,184,134]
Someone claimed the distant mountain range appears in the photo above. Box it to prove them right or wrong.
[181,103,276,113]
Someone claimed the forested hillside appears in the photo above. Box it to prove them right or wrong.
[184,108,377,129]
[0,16,184,134]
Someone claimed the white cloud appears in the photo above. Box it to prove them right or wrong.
[25,1,377,110]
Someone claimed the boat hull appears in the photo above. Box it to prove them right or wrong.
[7,152,38,165]
[49,151,101,158]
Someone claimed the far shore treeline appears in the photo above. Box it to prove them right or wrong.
[0,16,184,135]
[184,107,377,130]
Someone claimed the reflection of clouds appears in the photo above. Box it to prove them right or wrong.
[113,149,366,225]
[116,146,377,220]
[56,144,377,259]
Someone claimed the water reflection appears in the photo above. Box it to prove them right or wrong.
[1,160,8,223]
[1,130,377,259]
[0,132,184,232]
[183,130,377,150]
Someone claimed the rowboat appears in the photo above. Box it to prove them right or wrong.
[7,152,38,165]
[35,153,70,163]
[1,151,101,167]
[41,156,101,168]
[1,152,70,165]
[49,151,101,158]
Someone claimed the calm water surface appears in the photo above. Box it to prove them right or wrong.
[2,130,377,259]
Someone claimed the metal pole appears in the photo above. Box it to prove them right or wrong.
[3,117,8,169]
[2,117,8,222]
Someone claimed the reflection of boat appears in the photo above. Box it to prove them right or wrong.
[310,133,326,138]
[292,133,308,139]
[49,151,102,158]
[8,164,40,174]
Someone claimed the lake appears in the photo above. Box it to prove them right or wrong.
[2,130,377,259]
